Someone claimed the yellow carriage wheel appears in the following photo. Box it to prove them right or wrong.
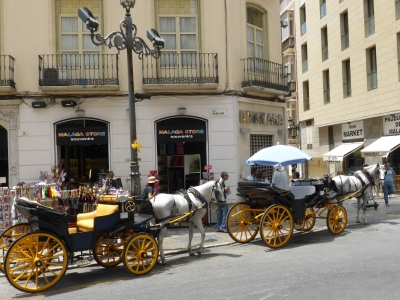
[4,231,68,293]
[123,233,158,275]
[301,207,316,231]
[0,223,31,273]
[227,203,259,243]
[93,232,127,268]
[259,205,293,249]
[327,205,347,235]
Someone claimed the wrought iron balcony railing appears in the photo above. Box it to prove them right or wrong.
[289,81,296,92]
[241,58,289,92]
[0,55,15,89]
[282,37,295,52]
[142,53,218,85]
[38,54,119,86]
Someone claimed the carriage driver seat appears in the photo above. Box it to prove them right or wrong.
[76,204,119,232]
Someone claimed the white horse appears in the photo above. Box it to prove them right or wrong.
[150,180,224,264]
[329,164,385,225]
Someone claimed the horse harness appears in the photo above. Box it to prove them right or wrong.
[336,169,374,197]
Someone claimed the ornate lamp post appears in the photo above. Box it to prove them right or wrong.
[287,117,299,139]
[78,0,164,198]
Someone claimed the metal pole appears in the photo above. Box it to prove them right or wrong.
[125,12,141,198]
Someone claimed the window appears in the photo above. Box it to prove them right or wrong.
[303,81,310,111]
[366,46,377,90]
[396,0,400,20]
[397,33,400,79]
[250,134,273,179]
[320,0,327,18]
[301,43,308,74]
[364,0,375,37]
[246,6,266,59]
[323,70,330,104]
[300,5,307,35]
[281,12,294,41]
[342,59,351,97]
[157,0,199,67]
[321,27,328,61]
[58,0,101,67]
[341,11,349,50]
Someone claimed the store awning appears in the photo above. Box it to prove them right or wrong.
[323,142,364,162]
[361,135,400,157]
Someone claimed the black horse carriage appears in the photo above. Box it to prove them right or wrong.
[227,178,355,248]
[0,195,159,293]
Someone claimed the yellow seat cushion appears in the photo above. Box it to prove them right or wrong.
[76,204,118,231]
[68,227,77,234]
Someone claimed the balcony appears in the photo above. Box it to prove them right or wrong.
[282,37,295,55]
[142,53,219,93]
[38,54,119,94]
[343,81,351,97]
[289,81,296,92]
[365,16,375,37]
[241,58,289,96]
[0,55,16,95]
[341,33,349,50]
[367,70,377,90]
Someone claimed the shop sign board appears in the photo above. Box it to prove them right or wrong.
[210,109,229,116]
[382,114,400,135]
[157,125,207,142]
[342,121,364,141]
[56,127,108,145]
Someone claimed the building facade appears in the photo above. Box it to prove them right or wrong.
[0,0,290,201]
[295,0,400,177]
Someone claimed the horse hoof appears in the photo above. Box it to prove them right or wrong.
[189,253,195,256]
[356,220,360,223]
[364,222,369,225]
[162,261,168,265]
[197,251,202,256]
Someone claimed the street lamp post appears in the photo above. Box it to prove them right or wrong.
[78,0,164,198]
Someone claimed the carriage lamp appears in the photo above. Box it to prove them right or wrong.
[78,1,164,199]
[287,117,300,139]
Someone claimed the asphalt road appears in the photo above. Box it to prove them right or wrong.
[1,198,400,300]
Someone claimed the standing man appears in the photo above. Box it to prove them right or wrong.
[216,171,229,233]
[383,163,396,207]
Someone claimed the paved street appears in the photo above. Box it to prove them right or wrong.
[1,196,400,300]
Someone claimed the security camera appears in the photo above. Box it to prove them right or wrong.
[135,93,152,100]
[78,7,99,32]
[147,29,164,49]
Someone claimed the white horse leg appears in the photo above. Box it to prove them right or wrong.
[362,197,369,225]
[157,227,168,264]
[188,221,195,256]
[356,197,361,223]
[193,214,206,256]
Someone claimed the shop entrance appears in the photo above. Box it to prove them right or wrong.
[55,119,109,186]
[156,117,207,194]
[0,125,8,186]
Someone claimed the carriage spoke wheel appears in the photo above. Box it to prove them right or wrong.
[227,203,259,243]
[93,232,127,268]
[124,233,158,275]
[0,223,31,273]
[259,205,293,249]
[327,205,347,235]
[301,207,316,231]
[4,231,68,293]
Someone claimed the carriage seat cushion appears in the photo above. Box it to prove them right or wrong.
[289,186,316,200]
[76,204,118,232]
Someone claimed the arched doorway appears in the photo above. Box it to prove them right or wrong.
[55,118,109,185]
[155,116,208,193]
[0,125,8,186]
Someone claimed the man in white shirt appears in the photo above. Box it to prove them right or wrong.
[272,165,289,190]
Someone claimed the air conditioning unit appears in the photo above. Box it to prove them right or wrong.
[42,67,70,86]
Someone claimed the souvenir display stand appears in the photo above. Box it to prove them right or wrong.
[0,187,12,234]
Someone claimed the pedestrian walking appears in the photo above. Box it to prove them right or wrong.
[216,171,229,233]
[383,163,396,207]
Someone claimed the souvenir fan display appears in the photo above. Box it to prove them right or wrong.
[0,187,12,234]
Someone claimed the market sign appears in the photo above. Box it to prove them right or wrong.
[56,127,108,145]
[382,114,400,135]
[341,121,364,141]
[157,125,207,142]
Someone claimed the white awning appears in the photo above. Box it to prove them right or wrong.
[361,135,400,157]
[323,142,364,162]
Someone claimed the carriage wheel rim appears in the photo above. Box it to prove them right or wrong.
[4,231,68,293]
[260,205,293,249]
[227,203,259,243]
[93,232,126,268]
[124,233,158,275]
[301,207,316,231]
[0,223,32,273]
[327,206,347,234]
